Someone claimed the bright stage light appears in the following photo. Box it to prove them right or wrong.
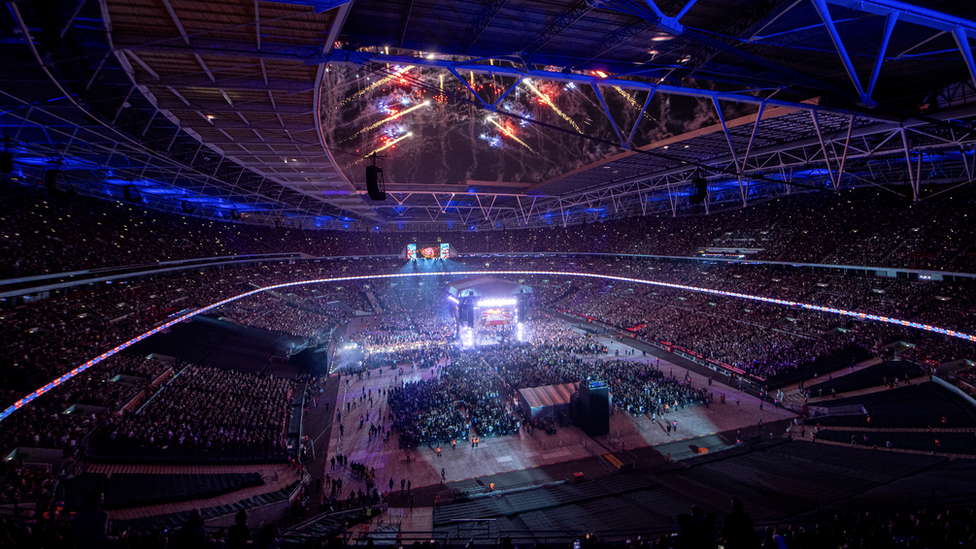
[460,326,475,348]
[516,321,525,342]
[447,295,459,304]
[4,268,974,423]
[477,297,517,307]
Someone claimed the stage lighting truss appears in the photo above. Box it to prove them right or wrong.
[477,297,518,307]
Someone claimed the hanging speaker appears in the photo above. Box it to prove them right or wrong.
[123,184,142,203]
[689,177,707,204]
[231,209,241,220]
[366,166,386,201]
[181,200,195,213]
[44,169,75,197]
[0,137,12,173]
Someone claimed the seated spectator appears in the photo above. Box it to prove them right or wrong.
[72,491,116,549]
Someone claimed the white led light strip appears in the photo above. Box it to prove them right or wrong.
[3,270,973,422]
[477,297,518,307]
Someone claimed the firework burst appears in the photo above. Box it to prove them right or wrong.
[341,101,431,143]
[340,65,415,106]
[487,117,537,154]
[348,132,414,167]
[523,80,582,133]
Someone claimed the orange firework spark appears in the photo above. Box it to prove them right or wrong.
[614,86,655,123]
[523,80,581,133]
[340,101,430,143]
[340,65,415,106]
[594,70,654,124]
[348,133,414,167]
[487,118,537,154]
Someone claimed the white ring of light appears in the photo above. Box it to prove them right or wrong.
[3,270,973,423]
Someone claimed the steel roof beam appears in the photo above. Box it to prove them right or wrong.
[641,0,684,34]
[0,86,323,219]
[865,12,898,100]
[522,0,592,55]
[952,29,976,90]
[181,117,312,132]
[464,0,507,54]
[810,0,866,102]
[685,0,806,81]
[260,0,351,13]
[547,139,974,209]
[598,0,842,95]
[208,136,320,146]
[155,99,313,115]
[351,189,540,198]
[138,74,314,93]
[549,105,976,202]
[160,0,190,45]
[114,33,326,63]
[398,0,414,48]
[370,203,519,212]
[585,18,658,60]
[824,0,976,34]
[344,32,659,81]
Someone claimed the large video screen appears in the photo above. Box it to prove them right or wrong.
[408,243,450,259]
[481,308,511,326]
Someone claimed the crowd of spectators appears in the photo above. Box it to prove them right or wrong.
[352,306,455,354]
[0,354,172,505]
[0,352,294,510]
[527,317,608,355]
[473,325,708,417]
[55,355,171,412]
[0,355,172,455]
[2,181,974,400]
[387,350,519,448]
[4,183,976,278]
[0,253,971,479]
[216,294,342,340]
[0,260,405,410]
[101,365,295,453]
[1,181,975,517]
[538,259,975,378]
[382,310,710,448]
[596,360,708,417]
[2,257,969,456]
[3,171,976,546]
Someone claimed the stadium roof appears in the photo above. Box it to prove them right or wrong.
[2,0,975,231]
[448,276,532,297]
